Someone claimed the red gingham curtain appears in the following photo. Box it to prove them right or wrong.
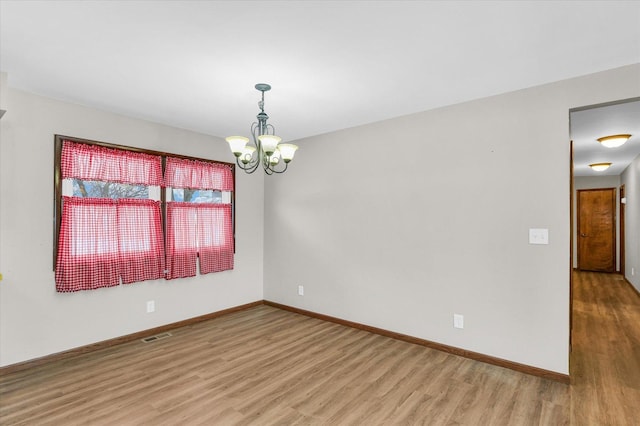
[165,203,234,279]
[166,203,198,280]
[165,157,234,278]
[165,157,233,190]
[55,198,120,292]
[61,140,163,186]
[197,204,234,274]
[55,198,165,292]
[118,199,165,284]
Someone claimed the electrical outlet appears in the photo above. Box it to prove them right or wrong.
[298,285,304,296]
[453,314,464,329]
[146,300,155,313]
[632,267,635,276]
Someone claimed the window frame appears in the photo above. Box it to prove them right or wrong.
[53,134,235,270]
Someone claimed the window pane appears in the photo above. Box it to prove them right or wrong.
[171,189,222,203]
[72,179,148,199]
[69,203,118,256]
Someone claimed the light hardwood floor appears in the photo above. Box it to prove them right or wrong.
[570,271,640,425]
[1,271,638,425]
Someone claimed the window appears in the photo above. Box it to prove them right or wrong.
[53,136,235,292]
[164,157,234,279]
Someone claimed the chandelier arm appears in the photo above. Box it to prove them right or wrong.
[248,121,265,174]
[235,145,261,172]
[251,121,260,136]
[268,162,289,174]
[262,155,288,174]
[266,124,276,135]
[236,156,261,174]
[261,152,272,172]
[251,122,263,150]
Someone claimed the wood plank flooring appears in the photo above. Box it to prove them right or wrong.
[570,271,640,425]
[1,271,638,425]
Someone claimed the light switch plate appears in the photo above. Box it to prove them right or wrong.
[529,228,549,245]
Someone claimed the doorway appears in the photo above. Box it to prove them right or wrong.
[569,97,639,380]
[577,188,616,272]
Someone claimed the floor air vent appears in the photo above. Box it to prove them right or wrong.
[141,332,172,343]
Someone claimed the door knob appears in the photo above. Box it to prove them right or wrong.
[580,233,587,237]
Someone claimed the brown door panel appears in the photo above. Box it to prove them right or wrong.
[577,188,615,272]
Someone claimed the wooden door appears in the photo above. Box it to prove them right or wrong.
[577,188,616,272]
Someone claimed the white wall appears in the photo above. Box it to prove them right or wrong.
[573,175,621,270]
[2,65,638,372]
[0,73,264,367]
[621,154,640,291]
[263,64,640,375]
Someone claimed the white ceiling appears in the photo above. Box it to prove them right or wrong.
[1,1,639,170]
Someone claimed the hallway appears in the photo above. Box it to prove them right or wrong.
[570,271,640,424]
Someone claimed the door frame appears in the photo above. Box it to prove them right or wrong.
[569,141,574,352]
[620,184,625,277]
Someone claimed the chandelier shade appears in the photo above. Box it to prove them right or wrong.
[278,144,299,163]
[227,136,249,156]
[269,150,282,165]
[239,146,257,164]
[226,84,298,175]
[257,134,282,155]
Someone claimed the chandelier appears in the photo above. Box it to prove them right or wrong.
[226,84,298,174]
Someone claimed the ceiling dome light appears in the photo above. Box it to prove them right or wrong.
[597,134,631,148]
[589,162,612,172]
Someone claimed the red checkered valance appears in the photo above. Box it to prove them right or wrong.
[61,140,164,186]
[165,157,233,191]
